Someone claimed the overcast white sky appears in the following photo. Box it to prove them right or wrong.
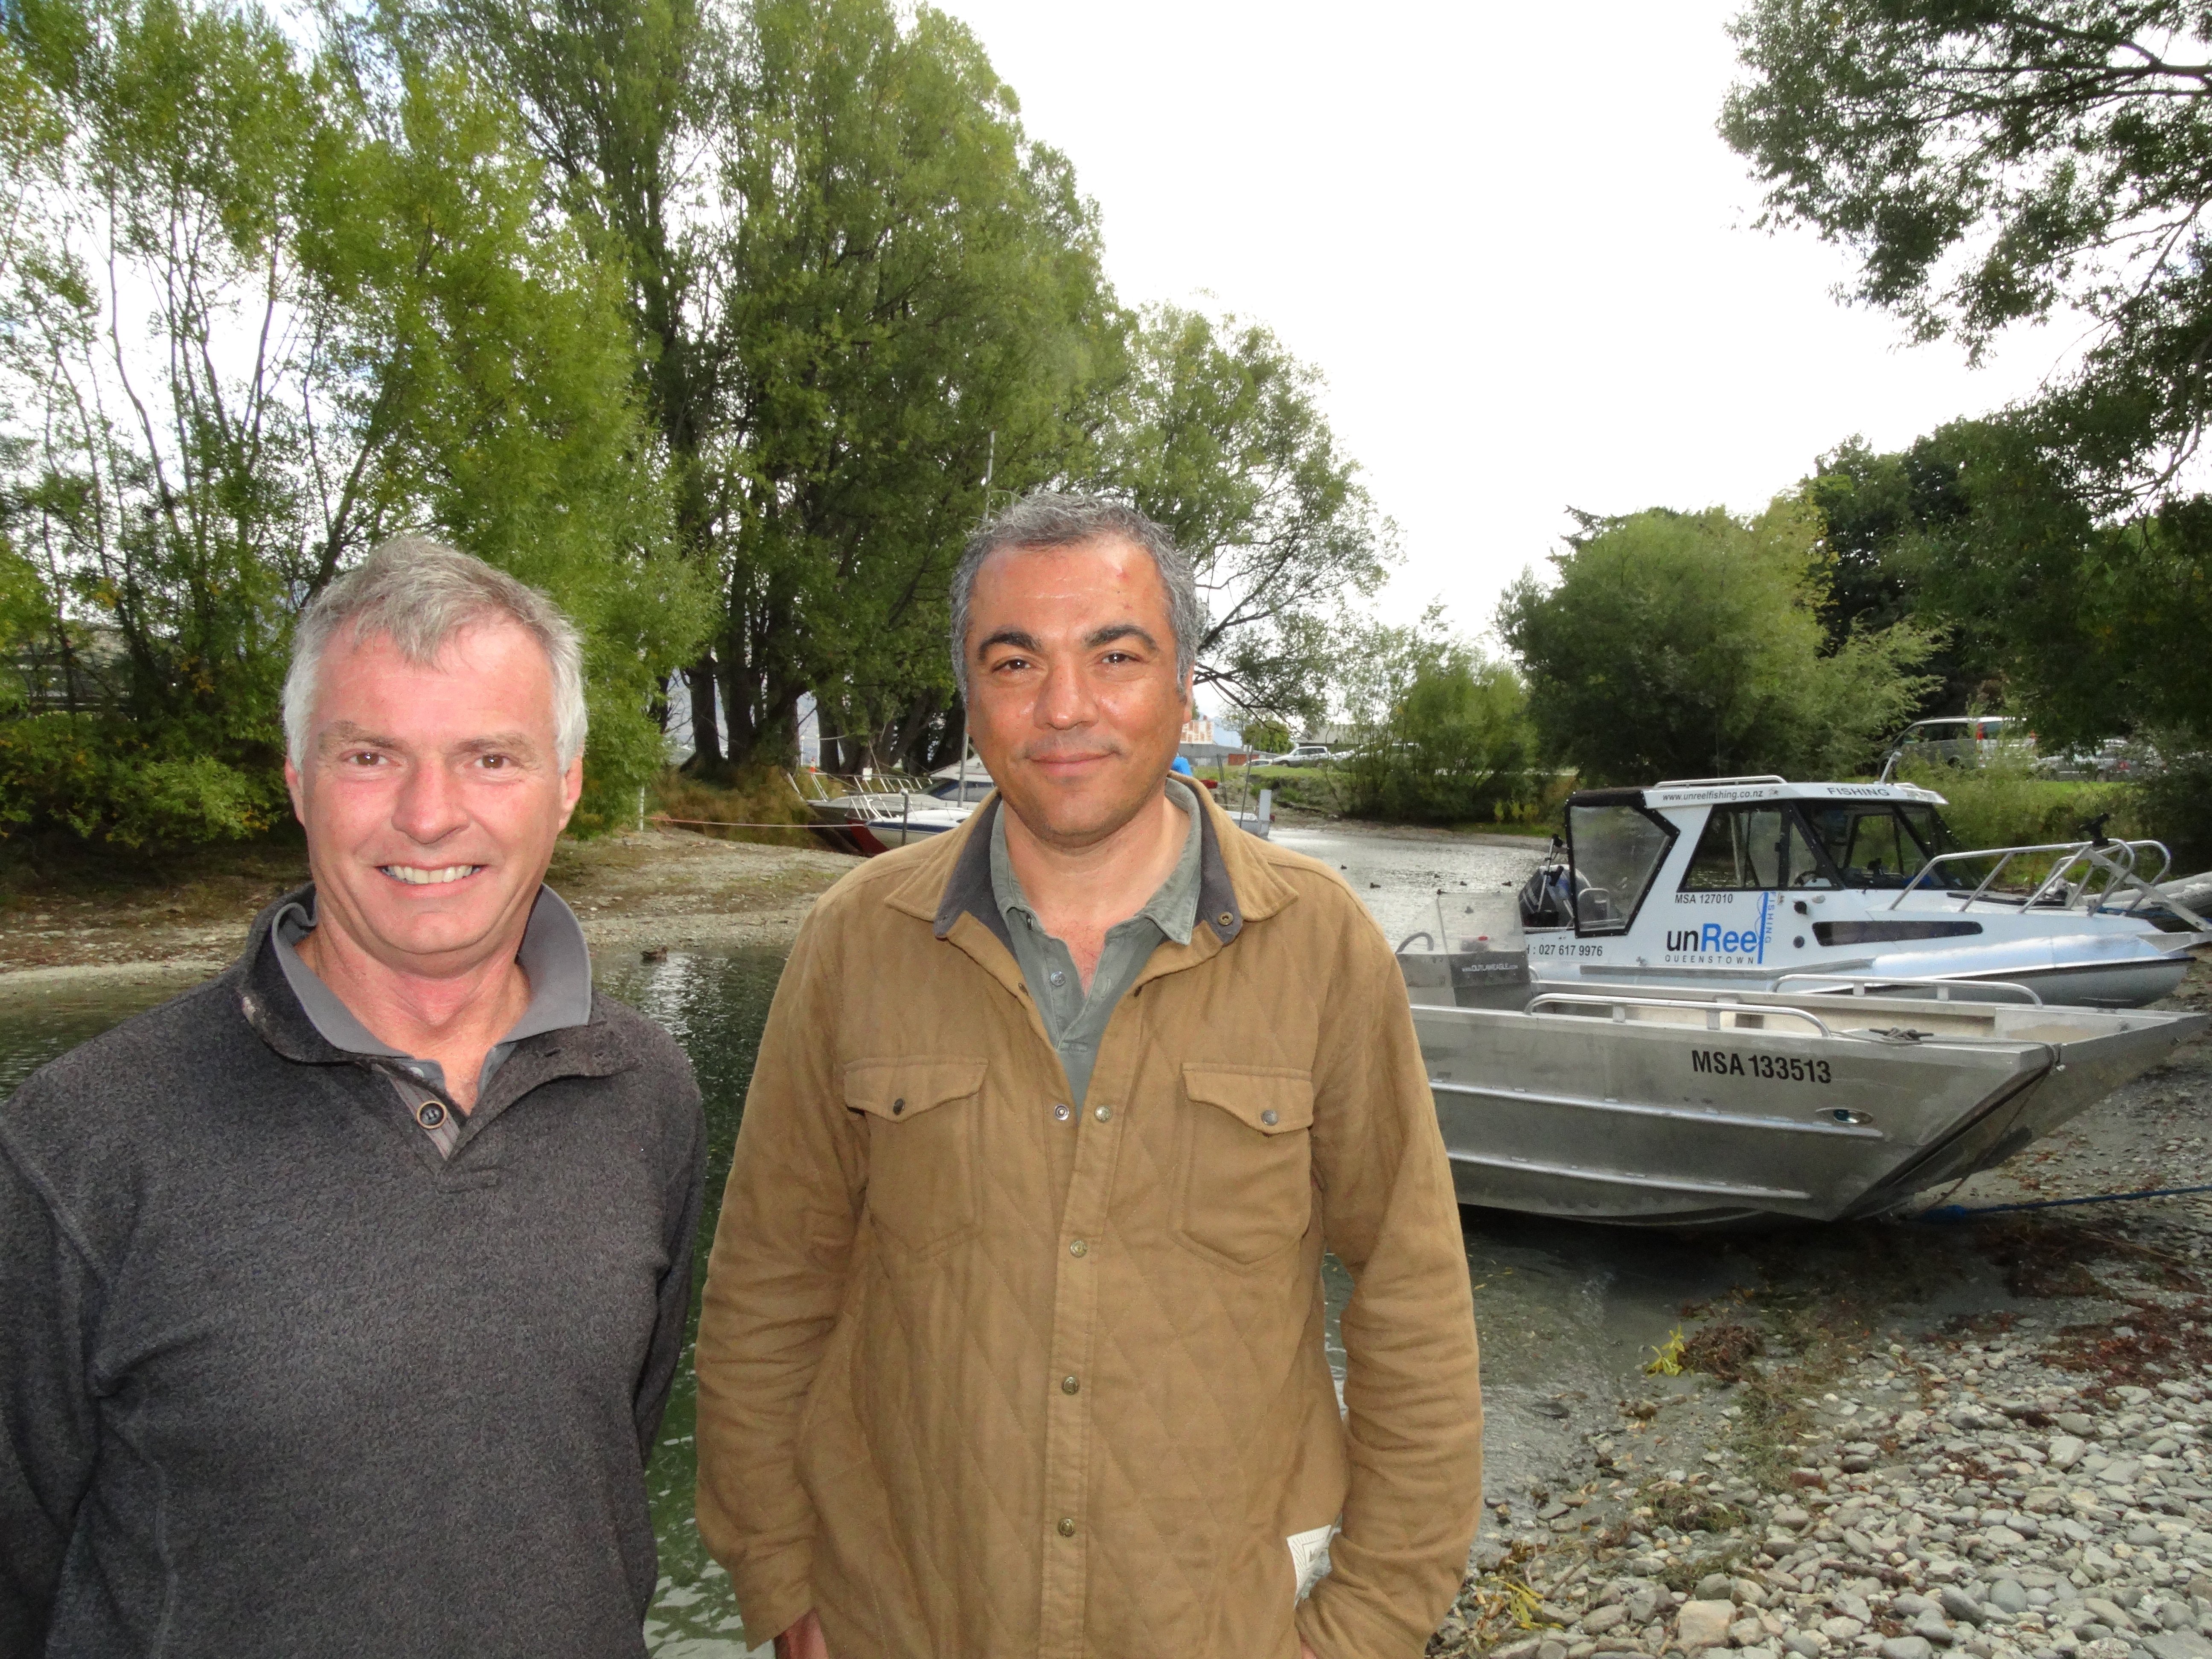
[934,0,2083,656]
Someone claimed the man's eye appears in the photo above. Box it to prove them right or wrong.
[992,656,1031,673]
[343,752,385,767]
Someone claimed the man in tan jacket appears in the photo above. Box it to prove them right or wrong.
[694,492,1482,1658]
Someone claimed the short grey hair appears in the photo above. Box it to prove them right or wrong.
[283,536,588,768]
[949,490,1201,699]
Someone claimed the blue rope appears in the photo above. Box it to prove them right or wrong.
[1916,1183,2212,1222]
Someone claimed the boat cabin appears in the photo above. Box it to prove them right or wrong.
[1513,775,2190,1005]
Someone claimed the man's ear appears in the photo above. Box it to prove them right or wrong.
[284,758,309,829]
[557,754,585,829]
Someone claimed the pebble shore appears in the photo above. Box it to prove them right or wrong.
[1429,1244,2212,1659]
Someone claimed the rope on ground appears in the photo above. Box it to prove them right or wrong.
[1915,1182,2212,1222]
[647,815,816,830]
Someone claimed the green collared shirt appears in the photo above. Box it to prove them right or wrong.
[989,777,1203,1109]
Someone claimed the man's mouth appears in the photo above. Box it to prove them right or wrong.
[379,864,483,886]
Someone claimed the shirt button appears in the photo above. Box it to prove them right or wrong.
[1061,1374,1080,1394]
[892,1097,905,1115]
[1261,1108,1279,1126]
[416,1101,446,1129]
[1049,970,1066,987]
[1093,1104,1112,1122]
[1053,1102,1071,1122]
[1057,1517,1077,1537]
[1068,1238,1088,1257]
[1217,910,1234,927]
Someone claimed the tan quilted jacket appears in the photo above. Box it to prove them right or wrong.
[693,792,1482,1658]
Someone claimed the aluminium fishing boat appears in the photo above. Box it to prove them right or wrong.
[1514,776,2210,1008]
[1395,934,2203,1225]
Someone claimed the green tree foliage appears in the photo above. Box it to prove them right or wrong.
[1900,418,2212,754]
[1098,306,1395,728]
[1792,419,2212,760]
[1498,501,1939,785]
[439,0,1120,774]
[1331,609,1532,824]
[1801,431,1996,715]
[0,0,699,842]
[1723,0,2212,490]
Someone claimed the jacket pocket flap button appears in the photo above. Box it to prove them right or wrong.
[1261,1108,1278,1126]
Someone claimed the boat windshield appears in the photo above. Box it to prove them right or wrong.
[1679,804,1839,891]
[1800,801,1951,889]
[1567,801,1676,934]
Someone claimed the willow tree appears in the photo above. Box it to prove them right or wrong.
[1724,0,2212,495]
[0,0,697,841]
[425,0,1118,775]
[1098,305,1395,730]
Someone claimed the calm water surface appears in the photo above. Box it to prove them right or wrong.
[0,829,1780,1656]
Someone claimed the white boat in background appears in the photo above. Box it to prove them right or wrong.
[1513,777,2210,1008]
[790,769,1271,858]
[790,770,971,857]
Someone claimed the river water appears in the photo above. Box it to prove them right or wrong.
[0,826,1807,1656]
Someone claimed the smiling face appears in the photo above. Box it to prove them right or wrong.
[284,620,582,981]
[963,536,1193,850]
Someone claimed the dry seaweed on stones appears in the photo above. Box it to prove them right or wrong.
[2037,1295,2212,1396]
[1679,1319,1765,1382]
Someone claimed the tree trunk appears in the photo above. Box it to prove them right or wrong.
[882,690,943,773]
[814,685,861,774]
[683,655,724,775]
[923,696,966,771]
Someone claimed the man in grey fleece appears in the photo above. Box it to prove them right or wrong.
[0,539,706,1658]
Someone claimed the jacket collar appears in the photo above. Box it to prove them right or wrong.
[894,784,1294,948]
[232,884,635,1095]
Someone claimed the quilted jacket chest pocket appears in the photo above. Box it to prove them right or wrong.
[847,1058,988,1255]
[1177,1064,1316,1267]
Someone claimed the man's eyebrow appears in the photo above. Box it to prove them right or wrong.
[316,721,404,753]
[976,627,1044,659]
[455,732,543,757]
[1083,623,1158,653]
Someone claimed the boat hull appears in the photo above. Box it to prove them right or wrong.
[1408,981,2204,1226]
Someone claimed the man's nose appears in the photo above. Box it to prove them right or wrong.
[1034,656,1097,729]
[390,761,470,845]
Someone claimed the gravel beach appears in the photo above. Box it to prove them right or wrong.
[1426,963,2212,1659]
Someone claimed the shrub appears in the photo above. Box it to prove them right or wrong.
[1895,757,2140,851]
[1342,654,1536,826]
[2131,750,2212,873]
[0,713,285,847]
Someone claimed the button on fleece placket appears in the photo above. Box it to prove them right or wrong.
[1031,922,1226,1659]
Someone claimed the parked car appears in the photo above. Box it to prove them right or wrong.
[2036,736,2162,781]
[1877,716,2032,780]
[1278,742,1337,767]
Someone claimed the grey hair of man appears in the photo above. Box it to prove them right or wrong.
[948,491,1202,700]
[282,536,589,769]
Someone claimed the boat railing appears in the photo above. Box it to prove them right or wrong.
[1767,973,2043,1007]
[1527,992,1835,1039]
[787,768,946,821]
[1888,837,2205,928]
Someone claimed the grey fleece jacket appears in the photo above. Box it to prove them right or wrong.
[0,888,706,1659]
